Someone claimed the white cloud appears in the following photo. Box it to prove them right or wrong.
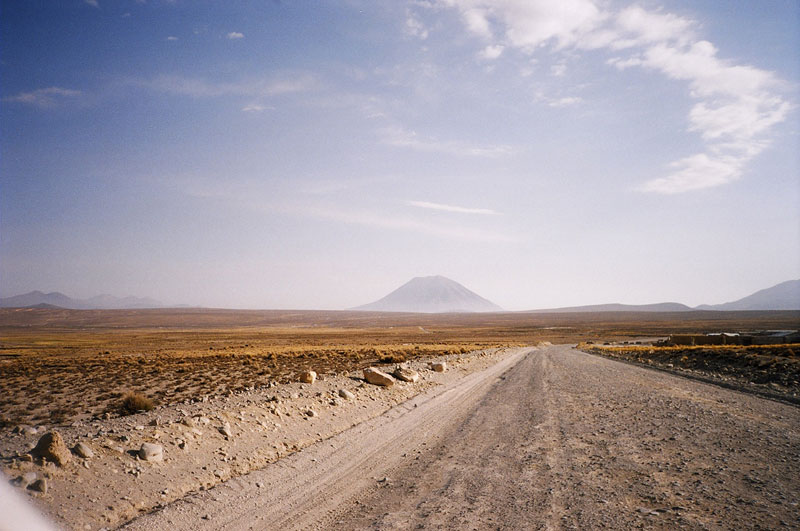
[227,32,245,40]
[166,36,178,41]
[445,0,605,49]
[408,200,498,215]
[441,0,793,194]
[550,63,566,76]
[380,126,513,157]
[3,87,82,108]
[479,44,505,60]
[406,10,429,39]
[84,0,99,7]
[462,8,492,38]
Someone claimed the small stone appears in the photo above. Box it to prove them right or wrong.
[219,423,232,438]
[30,479,47,494]
[431,362,447,372]
[363,367,395,387]
[181,417,196,428]
[299,371,317,384]
[134,425,145,431]
[31,431,71,466]
[149,418,161,427]
[74,442,94,459]
[338,389,355,400]
[12,471,37,489]
[21,426,39,436]
[139,443,164,462]
[305,409,318,418]
[393,367,420,383]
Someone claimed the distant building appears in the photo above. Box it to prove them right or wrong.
[661,331,799,346]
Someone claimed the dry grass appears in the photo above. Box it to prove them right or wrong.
[120,392,155,414]
[1,308,798,427]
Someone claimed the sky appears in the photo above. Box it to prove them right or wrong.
[1,0,799,311]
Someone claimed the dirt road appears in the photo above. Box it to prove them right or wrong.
[126,345,800,530]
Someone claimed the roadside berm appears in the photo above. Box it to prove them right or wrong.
[0,347,513,530]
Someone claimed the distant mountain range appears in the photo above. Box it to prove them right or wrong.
[2,279,798,313]
[352,275,502,313]
[529,279,800,313]
[0,291,163,310]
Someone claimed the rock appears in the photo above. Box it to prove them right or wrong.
[31,431,71,466]
[30,479,47,494]
[21,426,39,436]
[149,417,161,427]
[299,371,317,384]
[181,417,196,428]
[393,367,420,383]
[12,471,37,489]
[73,442,94,459]
[431,361,447,372]
[363,368,395,387]
[139,443,163,462]
[305,409,318,418]
[219,423,232,438]
[338,389,355,400]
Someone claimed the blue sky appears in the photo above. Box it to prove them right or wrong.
[1,0,798,310]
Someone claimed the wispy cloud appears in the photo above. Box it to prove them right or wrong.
[441,0,793,194]
[241,103,273,113]
[84,0,99,7]
[407,200,498,215]
[227,32,245,40]
[134,73,317,99]
[3,87,82,108]
[380,126,513,157]
[302,206,514,242]
[547,96,582,107]
[166,36,178,41]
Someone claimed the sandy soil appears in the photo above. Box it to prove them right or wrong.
[129,345,798,530]
[581,344,800,404]
[1,346,516,530]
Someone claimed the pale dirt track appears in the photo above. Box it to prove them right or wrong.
[126,346,800,530]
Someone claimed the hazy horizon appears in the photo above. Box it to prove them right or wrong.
[2,1,799,311]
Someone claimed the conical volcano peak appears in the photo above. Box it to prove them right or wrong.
[352,276,502,313]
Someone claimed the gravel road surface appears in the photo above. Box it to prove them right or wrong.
[127,345,800,530]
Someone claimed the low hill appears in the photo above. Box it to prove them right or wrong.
[0,291,163,310]
[527,302,692,313]
[352,276,502,313]
[696,279,800,311]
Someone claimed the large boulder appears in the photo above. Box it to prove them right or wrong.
[363,368,395,387]
[31,431,71,466]
[393,367,420,383]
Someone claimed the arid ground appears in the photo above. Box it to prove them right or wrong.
[1,308,798,529]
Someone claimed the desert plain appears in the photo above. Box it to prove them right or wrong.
[1,308,799,529]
